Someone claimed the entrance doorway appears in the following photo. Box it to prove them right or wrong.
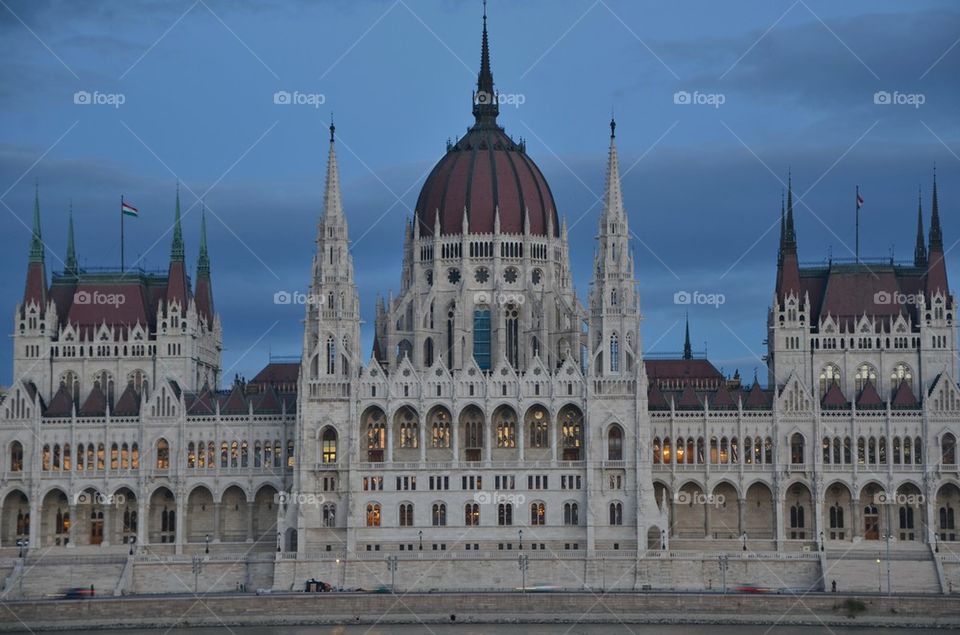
[90,509,104,545]
[863,504,879,540]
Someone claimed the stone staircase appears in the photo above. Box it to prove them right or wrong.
[824,546,941,594]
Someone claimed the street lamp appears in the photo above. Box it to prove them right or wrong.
[418,530,423,551]
[129,535,136,556]
[741,532,747,552]
[934,532,940,553]
[17,538,24,559]
[277,531,282,553]
[205,534,210,554]
[719,555,728,593]
[518,529,523,550]
[876,557,882,592]
[192,555,203,594]
[819,530,824,552]
[661,529,666,551]
[518,554,529,593]
[386,555,398,593]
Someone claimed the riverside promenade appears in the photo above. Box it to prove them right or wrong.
[0,592,959,632]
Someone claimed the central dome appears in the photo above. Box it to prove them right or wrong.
[415,126,558,237]
[413,9,559,238]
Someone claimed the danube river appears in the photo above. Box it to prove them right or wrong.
[51,626,944,634]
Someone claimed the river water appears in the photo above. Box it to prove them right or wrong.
[51,626,943,634]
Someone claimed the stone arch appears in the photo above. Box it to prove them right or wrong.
[523,404,551,459]
[710,481,740,539]
[647,525,663,550]
[148,486,177,544]
[360,405,387,462]
[1,489,29,547]
[113,486,138,546]
[458,404,485,461]
[425,405,453,458]
[935,482,960,541]
[895,481,925,542]
[186,485,214,543]
[823,481,852,542]
[392,405,420,459]
[491,404,519,456]
[784,481,812,540]
[219,484,249,542]
[40,488,70,547]
[858,482,886,540]
[319,425,338,464]
[743,481,774,540]
[673,481,706,538]
[557,403,584,461]
[607,423,625,461]
[253,484,279,544]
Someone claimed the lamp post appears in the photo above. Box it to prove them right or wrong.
[129,535,136,556]
[741,532,747,552]
[16,538,24,559]
[661,529,666,551]
[934,532,940,553]
[191,555,202,594]
[276,531,282,553]
[719,555,728,594]
[518,554,528,593]
[418,530,423,551]
[819,530,824,552]
[876,557,882,592]
[205,533,210,554]
[518,529,523,550]
[386,555,398,593]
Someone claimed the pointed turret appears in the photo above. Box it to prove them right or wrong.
[926,167,949,295]
[472,2,499,126]
[914,188,927,267]
[194,204,215,326]
[65,202,78,276]
[22,183,48,316]
[602,116,625,223]
[683,315,692,360]
[166,184,190,308]
[322,119,346,226]
[775,173,801,300]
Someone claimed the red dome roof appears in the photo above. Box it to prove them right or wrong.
[415,125,559,237]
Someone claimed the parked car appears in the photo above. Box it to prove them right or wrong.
[63,587,95,599]
[735,584,771,594]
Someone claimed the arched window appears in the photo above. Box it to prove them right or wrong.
[944,433,957,465]
[41,444,50,471]
[399,503,414,527]
[822,437,831,463]
[10,441,23,472]
[559,406,583,461]
[497,503,513,526]
[505,304,520,369]
[563,502,579,525]
[423,338,434,367]
[855,363,877,392]
[652,437,661,464]
[473,305,492,370]
[187,442,196,468]
[430,410,451,448]
[676,437,685,464]
[891,363,913,389]
[790,504,805,539]
[610,333,620,372]
[155,438,170,469]
[365,410,386,462]
[495,408,517,448]
[366,503,381,527]
[397,407,419,449]
[220,441,229,467]
[322,503,336,528]
[527,407,549,448]
[662,437,671,464]
[321,427,337,463]
[432,503,447,526]
[608,425,623,461]
[915,437,923,464]
[325,336,336,374]
[530,502,545,526]
[609,502,623,525]
[790,433,805,464]
[819,363,840,394]
[446,303,456,368]
[464,503,480,526]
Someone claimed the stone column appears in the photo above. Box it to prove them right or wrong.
[484,418,492,464]
[28,498,40,549]
[67,504,78,548]
[137,496,147,547]
[246,501,255,543]
[213,502,222,543]
[451,419,459,463]
[419,415,427,462]
[517,415,525,462]
[738,498,746,536]
[174,496,185,554]
[386,422,393,464]
[102,504,111,547]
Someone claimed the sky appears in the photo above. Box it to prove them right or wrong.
[0,0,958,387]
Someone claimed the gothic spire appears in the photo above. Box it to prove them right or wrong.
[914,187,927,267]
[778,190,785,261]
[683,314,692,360]
[65,201,78,275]
[322,119,345,224]
[601,116,624,223]
[472,1,499,126]
[929,166,942,253]
[783,171,796,252]
[197,203,210,277]
[171,183,184,262]
[29,182,44,263]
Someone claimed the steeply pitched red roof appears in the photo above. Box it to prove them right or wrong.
[254,386,282,414]
[676,384,702,409]
[250,362,300,386]
[113,383,141,416]
[821,382,849,409]
[44,384,74,417]
[78,382,107,416]
[744,382,770,409]
[220,384,248,415]
[710,386,737,409]
[647,381,669,410]
[891,379,919,408]
[186,386,215,415]
[644,358,724,385]
[856,380,884,409]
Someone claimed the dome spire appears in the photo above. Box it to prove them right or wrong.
[65,200,78,275]
[472,0,499,126]
[914,186,927,267]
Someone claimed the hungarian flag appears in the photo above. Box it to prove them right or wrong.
[121,200,138,217]
[856,191,864,210]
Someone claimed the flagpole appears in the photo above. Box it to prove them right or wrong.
[855,185,860,264]
[121,194,125,273]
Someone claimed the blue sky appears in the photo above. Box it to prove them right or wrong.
[1,0,958,386]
